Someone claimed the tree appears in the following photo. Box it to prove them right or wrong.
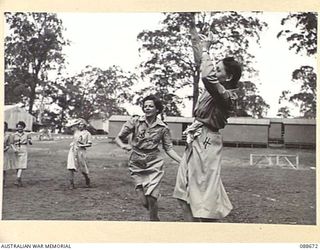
[235,81,270,118]
[49,65,137,127]
[4,12,69,114]
[277,106,291,118]
[277,12,317,118]
[137,12,269,116]
[278,66,316,118]
[277,12,317,56]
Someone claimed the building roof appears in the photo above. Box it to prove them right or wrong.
[109,115,273,125]
[109,115,194,123]
[109,115,315,125]
[109,115,131,121]
[268,117,285,123]
[227,117,270,125]
[5,105,35,118]
[4,104,22,111]
[282,119,316,125]
[164,116,193,123]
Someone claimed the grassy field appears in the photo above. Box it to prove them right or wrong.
[1,138,316,224]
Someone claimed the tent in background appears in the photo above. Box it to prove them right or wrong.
[4,105,36,131]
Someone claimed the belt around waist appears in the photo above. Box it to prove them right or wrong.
[132,147,160,154]
[194,119,220,132]
[202,125,219,132]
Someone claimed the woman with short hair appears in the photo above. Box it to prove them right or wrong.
[115,94,181,221]
[12,121,32,187]
[66,118,92,189]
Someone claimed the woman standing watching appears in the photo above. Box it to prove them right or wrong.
[66,118,92,189]
[12,121,32,187]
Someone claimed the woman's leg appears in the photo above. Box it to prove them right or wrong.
[3,171,6,187]
[136,187,148,209]
[68,169,75,189]
[81,172,91,187]
[14,169,23,187]
[146,195,160,221]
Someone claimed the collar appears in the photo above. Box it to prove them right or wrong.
[139,115,167,128]
[15,131,25,136]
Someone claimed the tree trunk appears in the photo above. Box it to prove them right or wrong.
[28,85,36,114]
[29,61,42,114]
[192,66,200,113]
[59,110,65,133]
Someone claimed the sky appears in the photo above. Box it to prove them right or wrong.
[57,12,317,118]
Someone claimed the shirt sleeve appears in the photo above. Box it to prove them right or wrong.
[162,127,173,152]
[27,133,32,141]
[117,118,136,141]
[201,52,217,79]
[200,52,220,95]
[86,131,92,144]
[201,53,237,110]
[4,134,10,147]
[223,89,238,111]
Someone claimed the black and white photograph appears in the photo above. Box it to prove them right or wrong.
[1,7,317,234]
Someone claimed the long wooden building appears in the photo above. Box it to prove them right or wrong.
[108,115,316,148]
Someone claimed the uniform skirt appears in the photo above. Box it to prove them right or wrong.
[128,149,164,198]
[12,145,28,170]
[3,148,16,171]
[173,126,232,219]
[67,146,89,174]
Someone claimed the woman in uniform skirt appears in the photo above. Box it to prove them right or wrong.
[173,28,242,222]
[66,118,92,189]
[115,95,181,221]
[12,121,32,187]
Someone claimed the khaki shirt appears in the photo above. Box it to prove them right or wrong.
[118,116,173,152]
[12,132,32,147]
[194,52,238,130]
[74,130,92,146]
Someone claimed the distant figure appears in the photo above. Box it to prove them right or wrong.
[3,122,15,187]
[39,127,53,141]
[115,95,181,221]
[66,119,92,189]
[12,121,33,187]
[173,27,242,222]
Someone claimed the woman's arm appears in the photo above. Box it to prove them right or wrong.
[27,134,32,145]
[115,118,137,151]
[115,136,132,151]
[200,48,233,109]
[78,142,92,148]
[165,149,181,164]
[78,131,92,148]
[162,128,181,163]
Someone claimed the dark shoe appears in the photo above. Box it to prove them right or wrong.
[68,180,75,190]
[85,177,91,188]
[14,178,22,187]
[142,203,149,210]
